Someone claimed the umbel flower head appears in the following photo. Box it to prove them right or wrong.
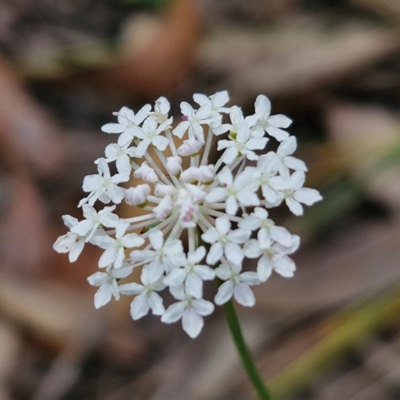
[54,92,322,338]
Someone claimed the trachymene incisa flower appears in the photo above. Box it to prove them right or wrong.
[54,91,322,338]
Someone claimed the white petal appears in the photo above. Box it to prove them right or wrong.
[284,156,307,171]
[216,216,230,234]
[130,295,150,320]
[274,256,296,278]
[101,123,124,134]
[257,256,273,282]
[243,239,262,259]
[87,271,108,286]
[192,299,214,316]
[213,90,230,107]
[161,302,186,323]
[173,121,189,138]
[290,170,306,190]
[193,265,215,280]
[99,247,117,268]
[225,243,244,265]
[182,308,203,338]
[69,239,85,262]
[188,246,206,264]
[266,126,289,141]
[186,273,203,298]
[214,281,234,305]
[118,282,143,295]
[201,228,219,244]
[193,93,209,107]
[222,147,238,164]
[94,284,113,309]
[246,137,268,150]
[286,198,304,216]
[205,187,226,204]
[164,269,186,286]
[206,242,223,265]
[226,196,238,215]
[294,188,322,206]
[148,229,163,250]
[255,95,271,116]
[240,271,260,285]
[149,292,165,315]
[268,114,292,128]
[152,135,169,151]
[228,229,250,244]
[270,226,292,247]
[238,215,260,231]
[233,283,255,307]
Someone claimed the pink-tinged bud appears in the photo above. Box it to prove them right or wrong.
[153,196,172,220]
[179,201,197,228]
[166,156,182,175]
[134,162,158,183]
[177,137,202,156]
[125,184,150,206]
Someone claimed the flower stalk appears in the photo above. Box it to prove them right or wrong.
[223,298,272,400]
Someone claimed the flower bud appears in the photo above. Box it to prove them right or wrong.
[177,137,202,156]
[166,156,182,175]
[125,184,150,206]
[153,196,172,220]
[155,184,176,197]
[134,162,158,183]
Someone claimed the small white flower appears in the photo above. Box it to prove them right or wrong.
[130,229,185,280]
[244,235,300,282]
[270,171,323,216]
[104,143,136,173]
[173,102,213,142]
[79,158,129,207]
[53,215,86,262]
[88,264,133,308]
[133,117,172,157]
[201,215,250,266]
[274,136,307,176]
[70,204,119,242]
[119,267,166,319]
[101,104,151,146]
[161,288,214,338]
[254,95,292,141]
[206,167,259,215]
[92,219,144,269]
[214,262,260,307]
[164,246,215,298]
[151,96,170,124]
[217,122,268,164]
[239,207,292,248]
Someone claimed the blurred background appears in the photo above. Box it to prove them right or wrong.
[0,0,400,399]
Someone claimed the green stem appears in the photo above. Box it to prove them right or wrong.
[223,299,273,400]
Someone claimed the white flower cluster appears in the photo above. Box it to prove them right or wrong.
[54,92,322,338]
